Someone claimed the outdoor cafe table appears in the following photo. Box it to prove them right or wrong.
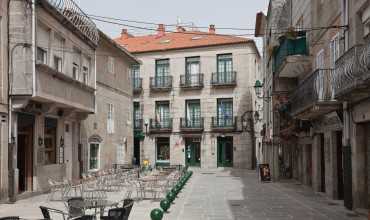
[84,199,119,216]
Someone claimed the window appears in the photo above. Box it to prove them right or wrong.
[72,63,79,80]
[107,103,115,134]
[37,47,47,64]
[330,33,340,68]
[44,118,57,165]
[131,65,140,88]
[217,54,233,83]
[156,137,170,163]
[82,66,89,84]
[108,56,115,74]
[185,57,200,85]
[186,100,201,127]
[89,143,100,170]
[133,102,142,129]
[217,98,233,126]
[155,101,170,127]
[155,59,170,86]
[54,56,62,72]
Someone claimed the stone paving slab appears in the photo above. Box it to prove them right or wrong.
[0,169,367,220]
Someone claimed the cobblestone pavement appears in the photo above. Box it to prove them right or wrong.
[0,169,367,220]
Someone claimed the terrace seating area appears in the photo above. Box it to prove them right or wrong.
[18,166,187,220]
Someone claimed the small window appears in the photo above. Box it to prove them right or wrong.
[54,56,62,72]
[82,66,89,84]
[107,103,115,134]
[89,143,100,170]
[108,56,115,74]
[72,63,79,80]
[37,47,47,64]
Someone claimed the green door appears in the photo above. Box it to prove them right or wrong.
[217,137,233,167]
[185,139,201,167]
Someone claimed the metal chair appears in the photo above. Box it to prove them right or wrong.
[40,206,69,220]
[67,197,86,218]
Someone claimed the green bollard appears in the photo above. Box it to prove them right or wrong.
[150,209,163,220]
[166,192,175,202]
[160,199,171,212]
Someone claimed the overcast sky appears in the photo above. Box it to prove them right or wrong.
[76,0,269,46]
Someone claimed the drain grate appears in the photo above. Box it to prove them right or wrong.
[230,203,241,207]
[201,172,215,175]
[327,202,338,206]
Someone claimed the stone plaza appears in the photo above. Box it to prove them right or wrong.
[0,169,365,220]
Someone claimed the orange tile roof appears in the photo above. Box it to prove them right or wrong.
[114,29,253,53]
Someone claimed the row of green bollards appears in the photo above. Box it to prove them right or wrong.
[150,170,193,220]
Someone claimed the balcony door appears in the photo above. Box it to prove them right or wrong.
[133,102,141,129]
[156,101,170,127]
[155,59,169,87]
[315,49,325,100]
[186,57,200,85]
[217,54,233,83]
[217,98,233,126]
[131,65,140,88]
[186,100,201,127]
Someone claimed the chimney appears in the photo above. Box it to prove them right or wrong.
[121,29,131,39]
[209,24,216,34]
[157,24,166,36]
[176,26,186,32]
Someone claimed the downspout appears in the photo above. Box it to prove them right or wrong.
[31,0,36,97]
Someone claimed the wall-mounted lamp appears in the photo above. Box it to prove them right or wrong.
[38,136,43,146]
[254,80,271,101]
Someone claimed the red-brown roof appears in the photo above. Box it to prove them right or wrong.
[114,29,253,53]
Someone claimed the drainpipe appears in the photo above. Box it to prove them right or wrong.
[31,0,36,97]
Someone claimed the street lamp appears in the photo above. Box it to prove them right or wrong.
[254,80,271,101]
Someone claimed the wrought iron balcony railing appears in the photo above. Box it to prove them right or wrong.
[150,118,173,132]
[211,71,237,86]
[180,74,204,88]
[134,119,143,130]
[45,0,99,45]
[273,32,309,73]
[290,69,337,116]
[211,116,237,130]
[180,117,204,131]
[334,44,370,99]
[150,76,173,90]
[132,77,142,93]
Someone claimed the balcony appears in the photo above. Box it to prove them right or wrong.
[134,119,143,131]
[180,74,204,89]
[22,64,95,113]
[211,116,237,132]
[42,0,99,46]
[334,44,370,102]
[150,76,173,92]
[211,72,237,87]
[273,32,312,78]
[180,117,204,133]
[290,69,340,120]
[149,118,173,133]
[132,78,142,94]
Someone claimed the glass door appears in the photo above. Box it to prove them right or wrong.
[131,65,140,88]
[156,59,169,87]
[186,100,201,127]
[186,57,200,86]
[217,99,233,127]
[217,54,233,83]
[185,138,201,167]
[156,101,170,128]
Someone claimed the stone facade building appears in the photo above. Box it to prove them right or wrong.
[81,32,139,173]
[7,0,98,200]
[257,0,370,214]
[0,0,9,202]
[115,25,261,169]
